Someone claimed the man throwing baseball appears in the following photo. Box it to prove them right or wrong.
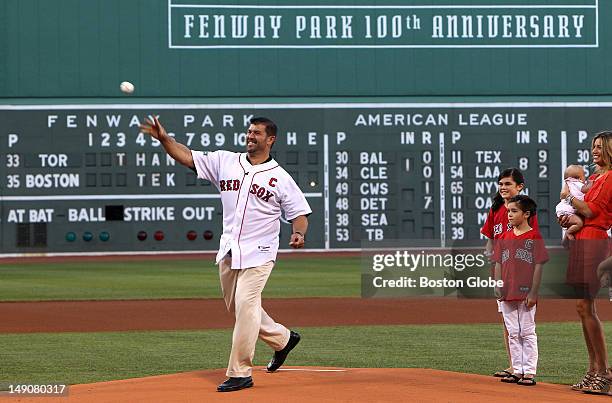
[140,116,310,392]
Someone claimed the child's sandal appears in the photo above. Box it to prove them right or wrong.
[493,369,513,378]
[501,374,521,383]
[518,376,537,386]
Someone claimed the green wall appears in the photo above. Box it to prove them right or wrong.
[1,0,609,98]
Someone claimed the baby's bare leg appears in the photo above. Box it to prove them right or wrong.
[564,215,584,240]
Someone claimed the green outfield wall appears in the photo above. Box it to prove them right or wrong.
[1,0,609,98]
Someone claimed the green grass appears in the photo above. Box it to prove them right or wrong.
[0,250,581,301]
[0,257,361,301]
[0,322,607,386]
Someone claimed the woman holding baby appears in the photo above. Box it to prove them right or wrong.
[559,131,612,395]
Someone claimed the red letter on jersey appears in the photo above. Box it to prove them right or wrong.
[262,190,274,202]
[269,178,277,187]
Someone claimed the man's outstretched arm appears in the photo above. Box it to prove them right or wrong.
[139,116,195,169]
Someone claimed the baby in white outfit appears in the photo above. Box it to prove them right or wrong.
[555,164,587,239]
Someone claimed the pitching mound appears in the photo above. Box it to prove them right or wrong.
[2,367,606,402]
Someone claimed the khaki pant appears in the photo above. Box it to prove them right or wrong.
[219,257,290,377]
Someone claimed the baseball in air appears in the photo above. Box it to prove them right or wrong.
[120,81,135,94]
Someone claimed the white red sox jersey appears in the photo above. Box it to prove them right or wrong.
[191,150,312,269]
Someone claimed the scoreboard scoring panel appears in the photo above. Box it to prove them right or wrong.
[0,103,606,254]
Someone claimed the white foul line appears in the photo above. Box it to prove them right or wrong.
[261,368,347,372]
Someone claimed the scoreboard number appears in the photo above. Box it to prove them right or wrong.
[6,154,20,167]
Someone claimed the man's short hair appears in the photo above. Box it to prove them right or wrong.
[250,117,277,138]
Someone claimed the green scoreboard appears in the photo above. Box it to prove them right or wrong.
[1,103,610,253]
[1,0,611,254]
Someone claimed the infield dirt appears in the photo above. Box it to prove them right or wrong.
[1,367,607,403]
[0,297,609,333]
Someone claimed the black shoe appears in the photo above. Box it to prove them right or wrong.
[267,330,301,372]
[216,376,253,392]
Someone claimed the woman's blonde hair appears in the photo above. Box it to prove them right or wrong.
[592,131,612,173]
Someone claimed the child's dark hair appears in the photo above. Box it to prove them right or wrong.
[491,168,526,212]
[508,195,537,222]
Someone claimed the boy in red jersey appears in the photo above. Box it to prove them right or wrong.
[493,195,549,386]
[481,168,541,378]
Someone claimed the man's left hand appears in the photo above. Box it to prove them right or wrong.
[289,232,305,249]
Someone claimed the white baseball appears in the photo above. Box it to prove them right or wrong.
[120,81,134,94]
